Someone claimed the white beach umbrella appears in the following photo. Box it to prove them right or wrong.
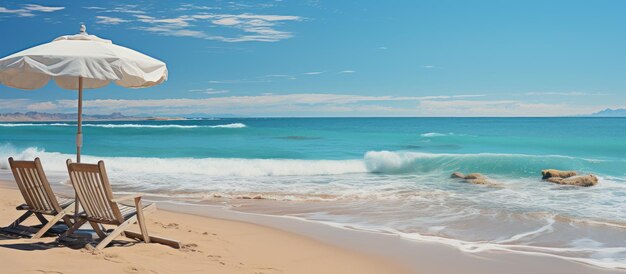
[0,24,167,162]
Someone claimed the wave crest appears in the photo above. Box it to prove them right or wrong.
[0,145,363,177]
[0,123,247,129]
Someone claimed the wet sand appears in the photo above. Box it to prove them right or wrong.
[1,179,624,274]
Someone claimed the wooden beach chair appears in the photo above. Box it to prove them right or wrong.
[65,159,180,251]
[4,157,75,238]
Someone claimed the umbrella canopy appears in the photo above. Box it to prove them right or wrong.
[0,24,167,162]
[0,25,167,90]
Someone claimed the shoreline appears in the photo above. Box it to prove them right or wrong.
[0,182,409,274]
[1,179,623,273]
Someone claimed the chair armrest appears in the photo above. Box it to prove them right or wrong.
[111,194,142,202]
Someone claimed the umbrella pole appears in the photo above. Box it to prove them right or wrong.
[74,77,83,223]
[76,76,83,163]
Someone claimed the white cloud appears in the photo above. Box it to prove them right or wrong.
[135,14,192,28]
[176,4,216,11]
[21,93,485,116]
[212,17,240,26]
[9,94,623,117]
[189,88,230,95]
[0,99,30,110]
[523,92,608,96]
[303,71,324,75]
[204,90,230,95]
[26,101,57,111]
[84,6,106,10]
[96,16,129,25]
[104,5,146,14]
[79,3,302,43]
[135,26,209,39]
[130,8,302,42]
[423,65,434,69]
[0,4,64,17]
[0,7,33,17]
[338,70,355,74]
[23,4,64,12]
[415,100,600,117]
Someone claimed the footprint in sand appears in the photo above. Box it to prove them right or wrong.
[103,253,126,264]
[252,267,283,274]
[152,221,181,229]
[124,266,157,274]
[181,243,202,253]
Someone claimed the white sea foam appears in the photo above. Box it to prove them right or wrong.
[1,145,625,269]
[0,145,364,177]
[363,150,612,175]
[0,123,247,129]
[208,123,246,128]
[420,132,448,137]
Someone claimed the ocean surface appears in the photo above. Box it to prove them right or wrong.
[0,118,625,268]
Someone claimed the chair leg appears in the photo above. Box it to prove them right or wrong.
[7,211,33,229]
[62,216,74,227]
[34,213,48,225]
[32,204,76,239]
[134,197,150,244]
[61,202,76,227]
[33,211,69,239]
[89,221,107,240]
[94,215,137,251]
[64,218,87,237]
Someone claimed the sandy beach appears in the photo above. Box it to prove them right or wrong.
[0,182,409,274]
[1,177,624,274]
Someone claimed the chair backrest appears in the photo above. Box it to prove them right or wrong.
[66,159,123,224]
[8,157,62,214]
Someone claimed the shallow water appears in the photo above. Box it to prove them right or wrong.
[1,118,625,268]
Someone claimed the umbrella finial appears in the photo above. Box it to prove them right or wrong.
[80,23,87,35]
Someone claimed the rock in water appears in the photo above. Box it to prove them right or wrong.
[464,173,484,180]
[546,174,598,187]
[451,172,500,187]
[541,169,577,179]
[451,172,465,179]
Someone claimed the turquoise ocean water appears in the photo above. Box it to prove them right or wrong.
[1,118,625,268]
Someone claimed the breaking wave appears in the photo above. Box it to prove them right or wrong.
[0,123,247,129]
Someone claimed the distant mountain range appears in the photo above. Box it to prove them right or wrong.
[587,108,626,117]
[0,112,142,121]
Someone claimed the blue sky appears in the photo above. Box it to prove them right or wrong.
[0,0,625,117]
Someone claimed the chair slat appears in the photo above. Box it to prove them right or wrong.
[13,168,35,209]
[29,168,52,212]
[87,172,108,220]
[79,172,98,218]
[67,160,123,224]
[20,168,44,211]
[8,157,65,215]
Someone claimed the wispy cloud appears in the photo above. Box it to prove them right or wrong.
[208,73,298,84]
[377,46,388,50]
[136,26,209,39]
[13,93,485,116]
[0,4,64,17]
[88,3,302,43]
[416,99,601,117]
[423,65,434,69]
[189,88,230,95]
[96,16,129,25]
[338,70,355,74]
[523,92,608,96]
[303,71,324,75]
[23,4,64,13]
[7,94,620,117]
[83,6,106,10]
